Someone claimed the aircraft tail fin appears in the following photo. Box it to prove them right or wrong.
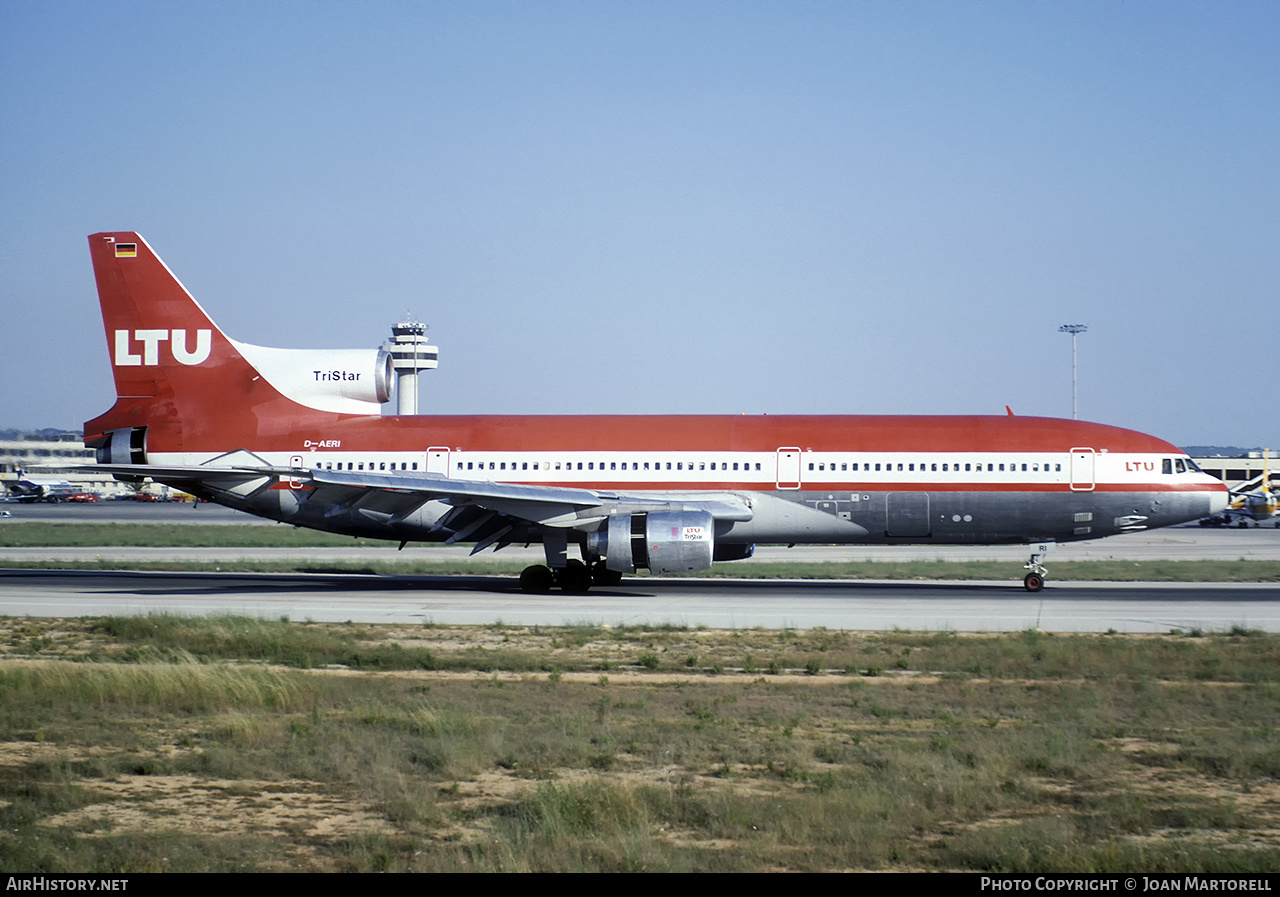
[87,233,251,404]
[85,233,304,459]
[85,233,392,461]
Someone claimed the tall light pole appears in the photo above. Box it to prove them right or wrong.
[1058,324,1087,420]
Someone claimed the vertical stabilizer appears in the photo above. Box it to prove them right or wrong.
[85,233,389,457]
[88,233,245,402]
[84,233,296,450]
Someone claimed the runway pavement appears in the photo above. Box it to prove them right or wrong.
[2,568,1277,633]
[3,505,1279,631]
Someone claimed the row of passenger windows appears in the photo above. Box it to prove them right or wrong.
[321,462,418,471]
[313,460,767,473]
[313,458,1078,475]
[304,455,1196,476]
[457,461,765,472]
[808,460,1063,473]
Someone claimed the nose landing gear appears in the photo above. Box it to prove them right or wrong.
[1023,543,1052,592]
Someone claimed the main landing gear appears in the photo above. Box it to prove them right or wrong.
[1022,543,1052,592]
[519,560,622,594]
[519,529,623,594]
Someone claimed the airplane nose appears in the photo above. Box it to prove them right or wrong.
[1209,488,1229,515]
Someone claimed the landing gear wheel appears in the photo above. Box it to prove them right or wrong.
[520,564,555,594]
[557,559,592,594]
[1023,572,1044,592]
[591,562,623,587]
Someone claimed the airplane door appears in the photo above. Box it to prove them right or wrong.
[1070,447,1095,492]
[427,447,450,476]
[886,492,931,537]
[288,454,305,490]
[776,447,801,490]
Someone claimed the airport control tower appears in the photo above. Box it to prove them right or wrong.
[385,319,438,414]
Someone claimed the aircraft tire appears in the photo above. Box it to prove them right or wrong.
[558,559,592,594]
[591,562,623,587]
[1023,572,1044,592]
[520,565,555,594]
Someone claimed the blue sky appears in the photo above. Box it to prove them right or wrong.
[1,1,1276,446]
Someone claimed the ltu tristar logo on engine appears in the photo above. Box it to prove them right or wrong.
[114,329,212,366]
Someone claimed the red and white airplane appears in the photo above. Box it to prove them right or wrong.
[83,232,1229,592]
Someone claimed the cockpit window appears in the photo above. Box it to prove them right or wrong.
[1175,459,1186,474]
[1163,458,1173,475]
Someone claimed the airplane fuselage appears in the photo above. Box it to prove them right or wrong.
[81,232,1229,591]
[124,411,1223,547]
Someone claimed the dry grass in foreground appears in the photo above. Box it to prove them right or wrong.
[1,615,1279,872]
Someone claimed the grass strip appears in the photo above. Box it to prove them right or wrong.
[3,617,1280,872]
[0,522,374,547]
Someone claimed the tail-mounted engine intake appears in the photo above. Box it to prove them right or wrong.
[231,342,393,413]
[591,510,719,575]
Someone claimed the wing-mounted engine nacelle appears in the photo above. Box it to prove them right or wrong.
[231,342,393,413]
[591,509,716,575]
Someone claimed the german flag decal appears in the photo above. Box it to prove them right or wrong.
[115,243,137,258]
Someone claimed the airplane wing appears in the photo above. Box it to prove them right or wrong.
[84,461,755,548]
